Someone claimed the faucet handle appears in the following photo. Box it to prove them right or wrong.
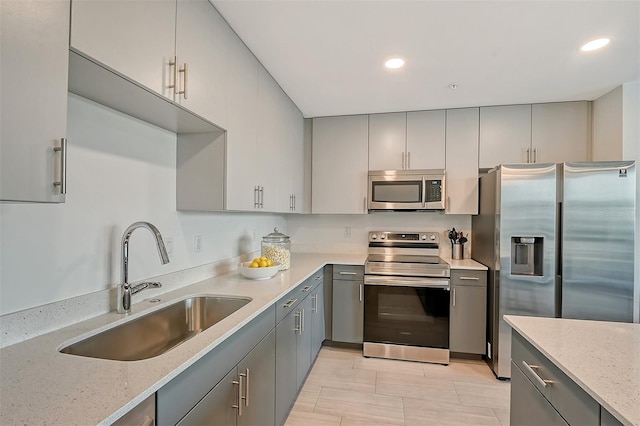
[130,281,163,295]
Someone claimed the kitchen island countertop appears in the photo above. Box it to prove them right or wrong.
[0,253,365,425]
[505,315,640,426]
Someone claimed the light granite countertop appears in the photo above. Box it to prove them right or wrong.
[0,253,365,425]
[505,315,640,426]
[0,252,486,425]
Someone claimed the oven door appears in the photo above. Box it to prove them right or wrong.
[363,276,450,349]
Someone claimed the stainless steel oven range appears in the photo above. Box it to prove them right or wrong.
[364,231,451,365]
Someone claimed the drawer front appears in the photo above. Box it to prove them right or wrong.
[510,361,568,426]
[450,269,486,286]
[511,332,599,426]
[276,270,323,324]
[333,264,364,281]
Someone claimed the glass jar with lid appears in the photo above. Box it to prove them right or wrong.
[261,227,291,270]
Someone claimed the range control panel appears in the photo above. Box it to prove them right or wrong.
[368,231,439,244]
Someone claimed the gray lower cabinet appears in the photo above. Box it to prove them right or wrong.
[449,269,487,354]
[510,331,610,426]
[332,265,364,344]
[157,306,275,425]
[511,360,568,426]
[275,273,325,425]
[177,330,276,426]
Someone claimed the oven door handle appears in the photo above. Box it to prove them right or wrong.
[364,275,450,289]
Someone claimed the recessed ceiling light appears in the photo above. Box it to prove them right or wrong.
[449,83,460,90]
[385,58,405,69]
[580,37,610,52]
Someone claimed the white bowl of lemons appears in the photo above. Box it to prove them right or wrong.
[239,256,281,280]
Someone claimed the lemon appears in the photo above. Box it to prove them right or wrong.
[249,261,259,268]
[258,260,267,267]
[260,256,267,261]
[266,259,273,267]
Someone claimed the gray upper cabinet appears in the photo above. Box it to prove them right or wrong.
[479,104,532,169]
[1,0,69,203]
[368,111,446,171]
[532,102,590,163]
[70,0,233,130]
[174,0,230,129]
[406,110,446,170]
[479,102,590,169]
[226,35,260,212]
[368,112,407,170]
[312,115,370,214]
[70,0,176,100]
[445,108,479,215]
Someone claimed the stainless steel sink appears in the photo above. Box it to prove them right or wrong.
[60,295,252,361]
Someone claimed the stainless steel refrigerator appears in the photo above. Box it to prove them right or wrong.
[472,161,636,379]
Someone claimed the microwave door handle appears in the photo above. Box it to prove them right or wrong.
[422,177,427,208]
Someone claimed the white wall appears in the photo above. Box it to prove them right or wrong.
[287,213,472,259]
[0,94,285,315]
[621,81,640,322]
[592,86,623,161]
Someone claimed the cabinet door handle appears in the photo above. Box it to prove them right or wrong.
[254,186,259,208]
[312,294,317,312]
[526,148,531,163]
[359,284,363,302]
[521,361,553,388]
[232,375,243,416]
[300,309,305,333]
[459,277,480,281]
[259,186,264,208]
[283,298,297,308]
[533,148,537,163]
[363,196,367,213]
[452,288,456,307]
[407,151,411,169]
[168,56,177,94]
[293,194,296,211]
[244,368,250,407]
[177,62,188,99]
[401,151,405,170]
[239,369,248,407]
[53,138,67,195]
[339,271,357,275]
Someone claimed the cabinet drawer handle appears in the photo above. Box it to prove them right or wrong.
[283,298,297,308]
[302,285,313,292]
[359,284,363,302]
[339,271,357,275]
[452,288,456,307]
[53,138,67,194]
[521,361,553,388]
[459,277,480,281]
[139,416,154,426]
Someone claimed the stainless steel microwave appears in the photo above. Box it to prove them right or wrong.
[368,169,446,211]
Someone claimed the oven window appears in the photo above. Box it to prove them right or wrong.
[371,181,422,203]
[364,285,449,349]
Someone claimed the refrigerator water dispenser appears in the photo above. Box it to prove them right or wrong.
[511,237,543,276]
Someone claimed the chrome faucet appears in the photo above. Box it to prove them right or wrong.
[117,221,170,314]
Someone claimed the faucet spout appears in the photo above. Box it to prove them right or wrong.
[117,222,170,314]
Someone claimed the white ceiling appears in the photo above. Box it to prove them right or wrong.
[212,0,640,118]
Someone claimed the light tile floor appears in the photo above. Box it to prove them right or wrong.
[284,347,510,426]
